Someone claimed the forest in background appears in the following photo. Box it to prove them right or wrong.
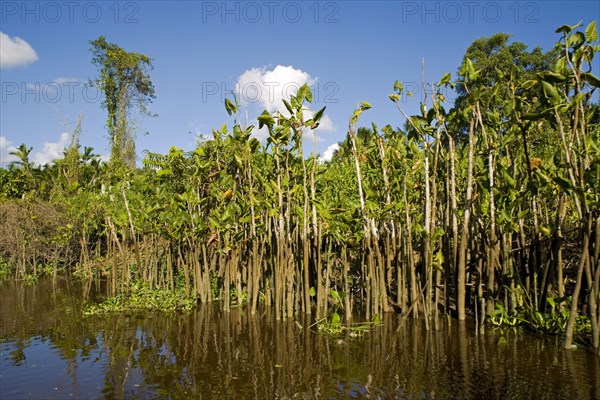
[1,21,598,350]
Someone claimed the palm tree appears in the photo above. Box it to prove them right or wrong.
[10,143,33,172]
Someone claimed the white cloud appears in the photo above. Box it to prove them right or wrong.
[0,32,38,69]
[236,65,315,114]
[319,115,335,132]
[31,132,70,165]
[0,136,19,164]
[319,143,339,163]
[235,65,336,145]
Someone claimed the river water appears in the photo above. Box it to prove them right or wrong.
[1,277,599,399]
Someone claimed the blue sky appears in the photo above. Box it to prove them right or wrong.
[1,1,598,165]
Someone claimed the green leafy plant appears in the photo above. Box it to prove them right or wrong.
[83,281,196,316]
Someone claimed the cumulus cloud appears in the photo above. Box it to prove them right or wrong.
[31,132,70,165]
[235,65,336,145]
[0,136,19,164]
[319,143,339,163]
[0,32,38,69]
[236,65,316,114]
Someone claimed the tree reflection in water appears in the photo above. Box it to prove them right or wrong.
[1,277,599,399]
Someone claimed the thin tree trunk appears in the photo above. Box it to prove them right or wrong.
[564,216,592,349]
[457,118,475,320]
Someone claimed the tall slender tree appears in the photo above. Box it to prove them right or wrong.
[89,36,156,169]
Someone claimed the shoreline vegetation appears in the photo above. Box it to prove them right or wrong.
[1,22,599,351]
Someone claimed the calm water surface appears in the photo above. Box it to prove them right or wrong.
[1,277,599,399]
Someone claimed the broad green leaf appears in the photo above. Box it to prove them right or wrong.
[298,84,312,103]
[581,72,600,88]
[587,135,600,153]
[567,31,585,48]
[309,286,316,297]
[304,85,314,103]
[350,108,363,124]
[249,138,260,153]
[439,72,451,86]
[585,20,598,42]
[331,311,341,326]
[521,80,537,90]
[282,99,294,115]
[554,57,568,75]
[502,170,516,188]
[313,106,326,122]
[540,71,567,83]
[257,112,275,129]
[233,124,242,139]
[359,101,372,110]
[555,24,572,34]
[408,141,420,155]
[234,154,243,166]
[460,58,477,79]
[556,21,581,34]
[224,98,237,116]
[389,93,400,102]
[208,215,220,229]
[510,64,518,83]
[541,81,561,103]
[426,108,436,124]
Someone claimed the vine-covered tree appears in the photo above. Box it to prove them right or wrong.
[89,36,155,169]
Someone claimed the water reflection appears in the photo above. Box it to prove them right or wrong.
[1,278,599,399]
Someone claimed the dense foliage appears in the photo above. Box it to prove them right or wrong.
[1,22,599,350]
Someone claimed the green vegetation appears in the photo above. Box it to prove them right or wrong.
[488,297,592,338]
[89,36,156,168]
[83,281,196,315]
[0,23,599,350]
